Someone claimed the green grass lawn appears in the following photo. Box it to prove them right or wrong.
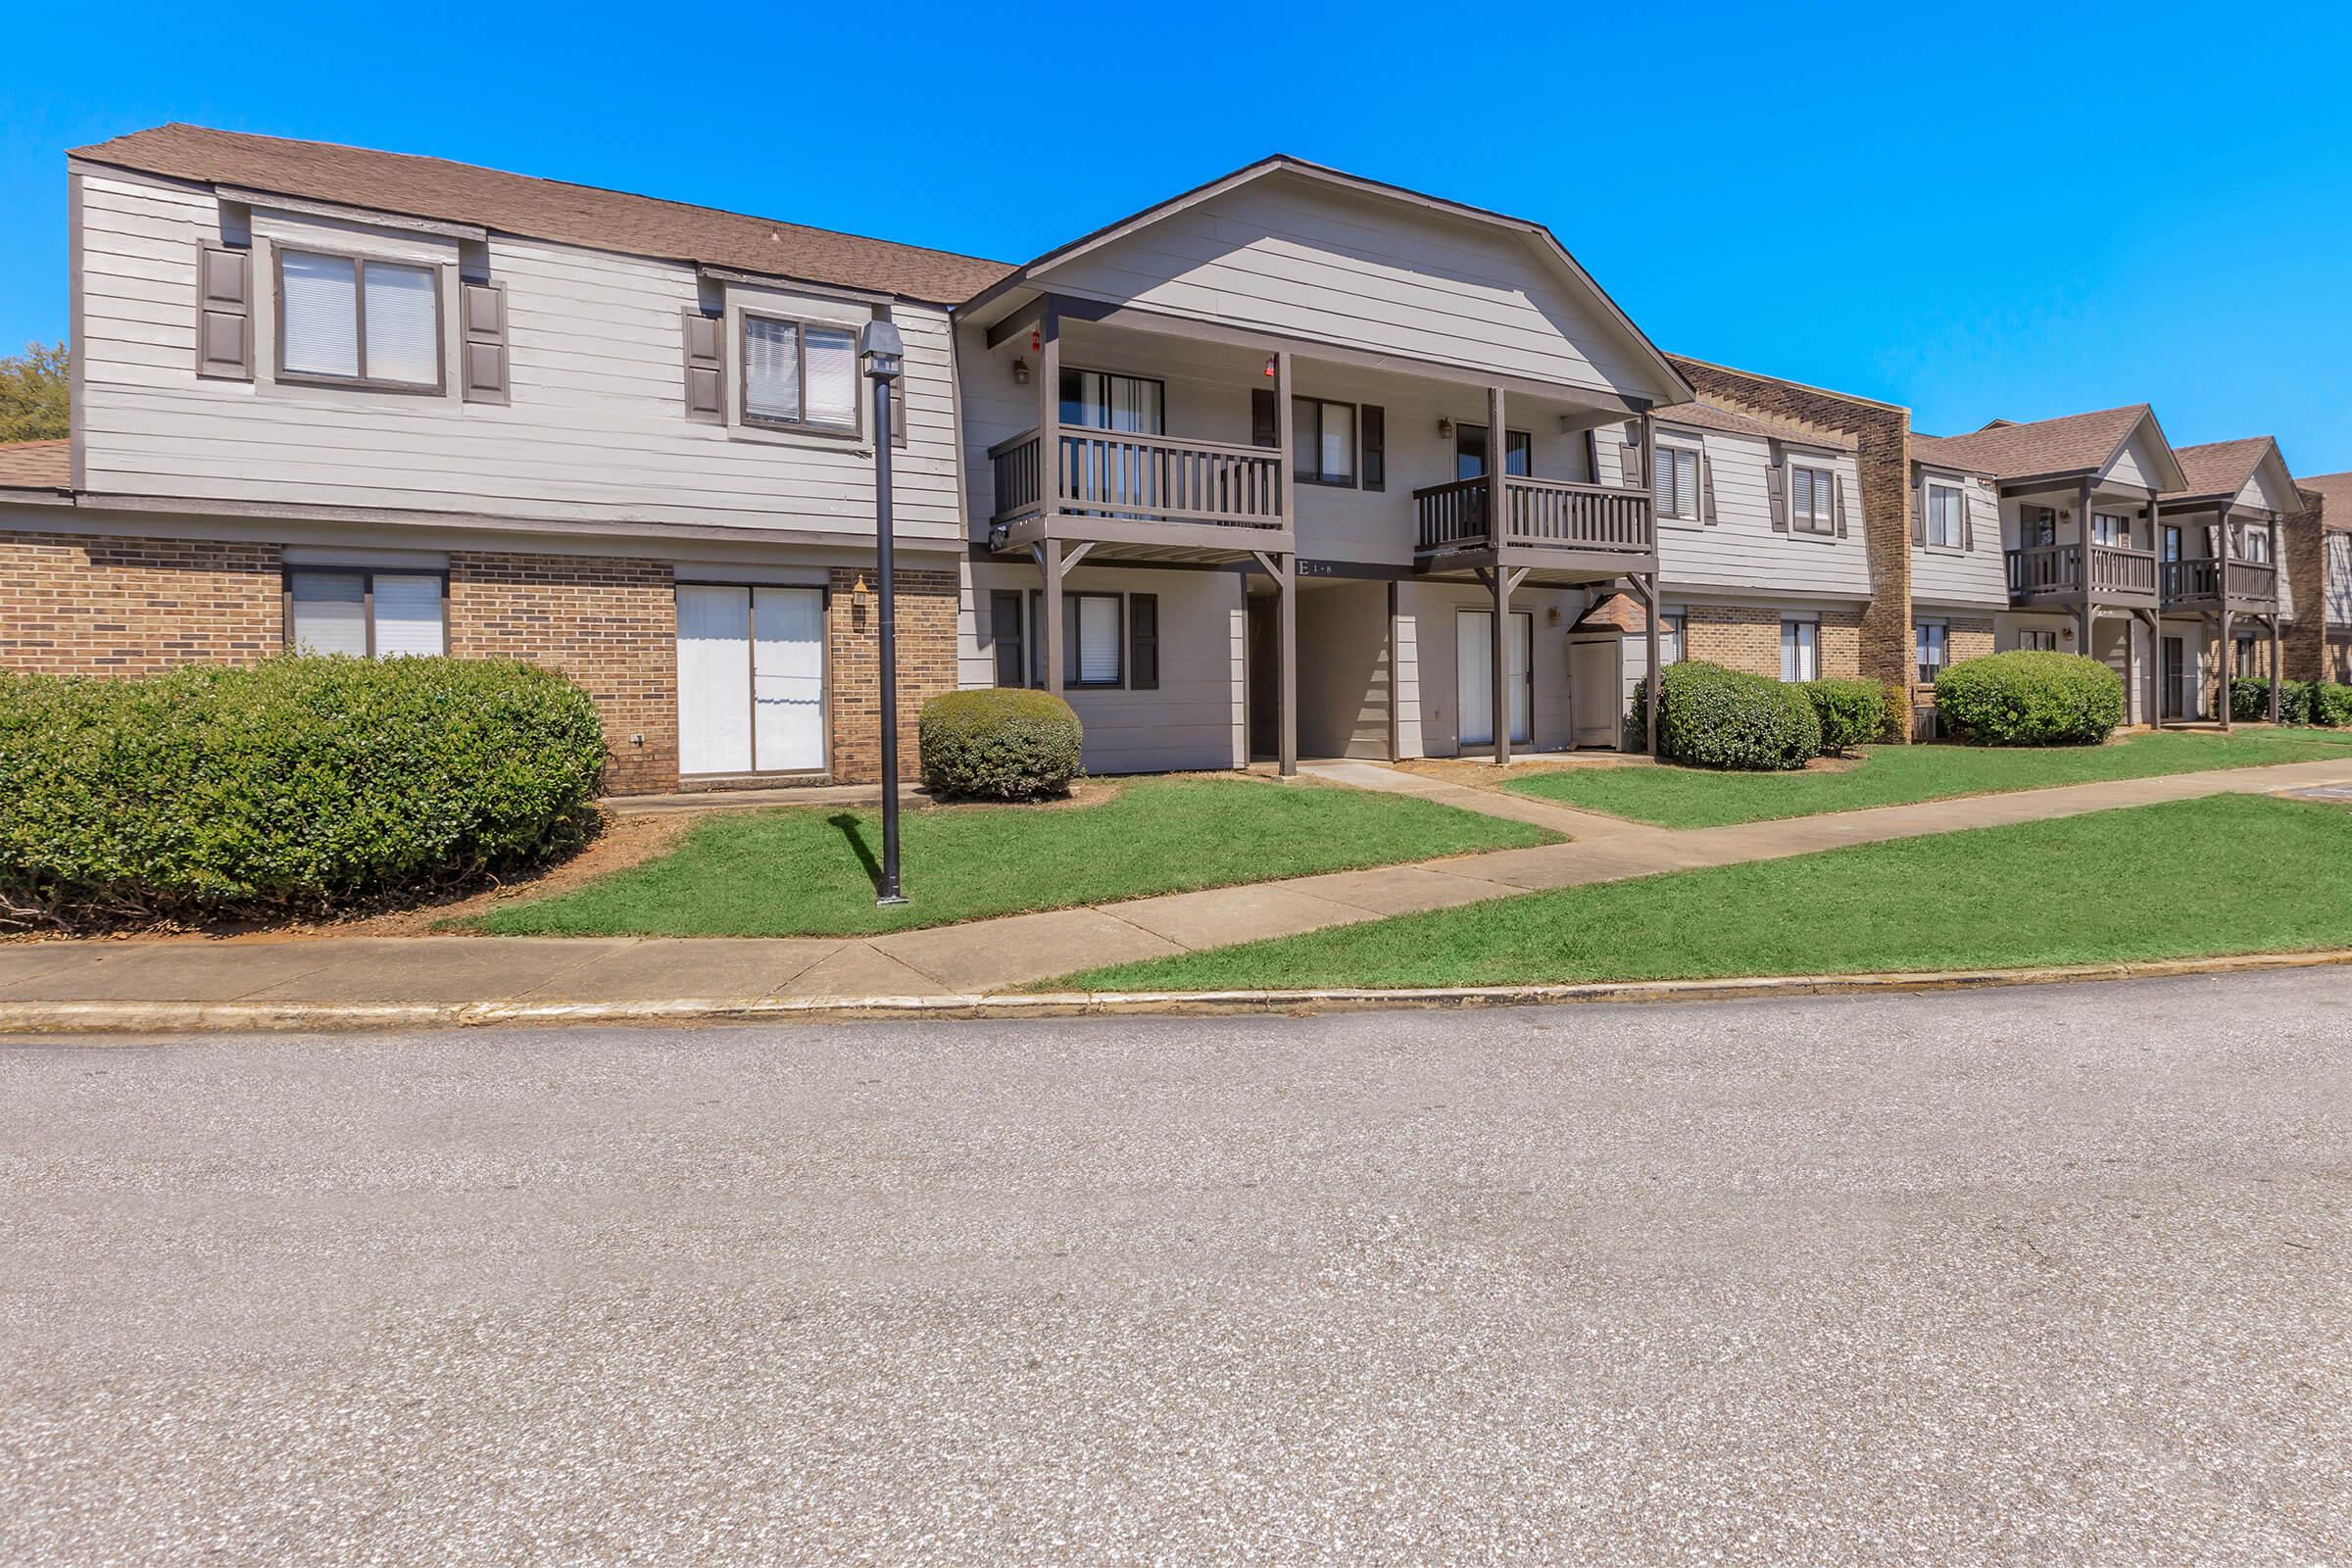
[471,776,1554,939]
[1057,793,2352,992]
[1507,728,2352,828]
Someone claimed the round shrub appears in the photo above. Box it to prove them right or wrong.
[1799,677,1891,756]
[1634,660,1820,771]
[2231,676,2313,725]
[918,688,1082,800]
[1934,651,2124,746]
[0,656,608,929]
[2313,681,2352,728]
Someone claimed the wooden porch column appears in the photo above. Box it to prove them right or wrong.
[1274,350,1298,777]
[1040,540,1065,700]
[1633,572,1661,758]
[2143,611,2163,730]
[2270,613,2283,722]
[2076,479,2096,660]
[1487,384,1510,766]
[2217,502,2234,731]
[1037,302,1061,514]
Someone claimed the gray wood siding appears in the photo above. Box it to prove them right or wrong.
[76,169,960,540]
[1912,471,2006,609]
[1031,174,1663,401]
[2328,535,2352,627]
[1644,424,1873,602]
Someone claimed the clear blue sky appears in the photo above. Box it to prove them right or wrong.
[6,0,2349,470]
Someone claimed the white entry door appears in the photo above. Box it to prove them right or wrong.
[676,584,826,775]
[1569,639,1622,748]
[1456,610,1532,748]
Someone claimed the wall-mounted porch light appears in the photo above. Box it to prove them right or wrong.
[1011,357,1030,385]
[1437,416,1454,438]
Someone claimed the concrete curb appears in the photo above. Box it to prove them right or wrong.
[5,949,2350,1037]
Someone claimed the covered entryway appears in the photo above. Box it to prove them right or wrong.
[1456,609,1531,749]
[1569,638,1621,749]
[676,584,826,776]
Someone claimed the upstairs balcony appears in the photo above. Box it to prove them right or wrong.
[1412,474,1654,580]
[987,426,1289,562]
[2160,557,2279,613]
[2004,543,2159,610]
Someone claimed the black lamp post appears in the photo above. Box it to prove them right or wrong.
[859,318,908,906]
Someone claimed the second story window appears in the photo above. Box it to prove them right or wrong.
[1652,445,1699,520]
[1455,423,1531,480]
[2024,506,2058,547]
[1925,481,1965,548]
[742,315,858,434]
[1293,398,1356,486]
[277,249,441,390]
[2090,512,2131,548]
[1790,464,1837,535]
[2233,522,2272,564]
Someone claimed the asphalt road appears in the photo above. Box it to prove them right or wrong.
[5,970,2351,1566]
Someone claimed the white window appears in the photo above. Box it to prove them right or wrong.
[277,249,441,388]
[1925,481,1965,548]
[1653,445,1700,520]
[288,569,446,659]
[2090,512,2131,548]
[675,584,826,775]
[1026,593,1125,688]
[1293,398,1356,486]
[1916,620,1948,684]
[1780,617,1819,683]
[2017,628,2058,652]
[1790,465,1837,535]
[2235,522,2272,564]
[742,314,858,433]
[1658,612,1683,667]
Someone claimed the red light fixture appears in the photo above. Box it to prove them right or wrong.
[1263,356,1277,378]
[1030,329,1042,353]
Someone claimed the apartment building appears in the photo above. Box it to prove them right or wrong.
[2284,472,2351,684]
[0,124,2329,792]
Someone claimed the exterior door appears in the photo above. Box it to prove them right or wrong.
[1456,610,1532,748]
[676,584,826,775]
[2163,636,2187,720]
[1570,639,1621,748]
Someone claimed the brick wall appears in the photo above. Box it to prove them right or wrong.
[0,531,281,673]
[1668,356,1914,738]
[1947,615,1995,666]
[826,565,959,784]
[2280,489,2328,681]
[1683,604,1862,681]
[446,550,678,795]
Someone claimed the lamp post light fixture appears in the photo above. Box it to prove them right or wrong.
[859,318,909,906]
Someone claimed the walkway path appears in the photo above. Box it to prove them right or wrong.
[4,754,2350,1012]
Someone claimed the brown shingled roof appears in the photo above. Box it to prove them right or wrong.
[1655,400,1856,452]
[2164,436,2274,502]
[72,123,1015,306]
[0,439,70,490]
[1570,591,1651,634]
[1914,405,2159,482]
[1909,431,1998,477]
[2300,472,2352,530]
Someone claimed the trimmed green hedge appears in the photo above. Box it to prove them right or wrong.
[2315,682,2352,727]
[0,657,607,928]
[1634,661,1821,771]
[1799,677,1890,756]
[2232,677,2318,725]
[918,688,1083,800]
[1934,651,2124,746]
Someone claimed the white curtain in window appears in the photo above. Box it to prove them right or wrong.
[373,574,445,657]
[743,318,801,423]
[803,324,858,428]
[1075,596,1120,684]
[1781,620,1818,682]
[289,571,368,656]
[676,585,754,775]
[1455,611,1531,745]
[280,252,359,377]
[1320,402,1354,481]
[752,586,825,771]
[363,263,439,385]
[1107,374,1161,434]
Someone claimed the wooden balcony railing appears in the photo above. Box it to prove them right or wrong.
[2005,543,2157,602]
[1413,474,1653,558]
[2160,557,2279,608]
[988,427,1286,530]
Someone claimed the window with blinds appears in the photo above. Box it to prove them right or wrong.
[1790,465,1836,534]
[1652,446,1699,520]
[1780,618,1819,682]
[1926,481,1965,547]
[288,569,447,659]
[742,314,858,433]
[277,249,441,388]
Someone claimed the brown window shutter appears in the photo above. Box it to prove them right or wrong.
[1619,441,1643,490]
[460,281,509,404]
[1767,449,1788,532]
[1584,428,1600,484]
[681,309,724,422]
[1128,593,1159,690]
[1700,451,1718,525]
[1361,405,1385,492]
[1961,491,1977,552]
[990,590,1024,688]
[1912,481,1927,546]
[1834,472,1849,538]
[890,373,907,450]
[195,243,252,381]
[1250,387,1278,449]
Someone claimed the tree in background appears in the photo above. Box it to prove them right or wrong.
[0,342,70,443]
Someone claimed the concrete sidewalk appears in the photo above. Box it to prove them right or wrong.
[4,753,2350,1015]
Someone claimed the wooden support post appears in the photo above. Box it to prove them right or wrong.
[1488,384,1510,766]
[1638,572,1662,758]
[2077,479,2097,661]
[2218,608,2234,731]
[2217,502,2234,731]
[1037,302,1061,514]
[2143,612,2163,730]
[1040,540,1064,699]
[1277,553,1298,776]
[2270,614,2283,722]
